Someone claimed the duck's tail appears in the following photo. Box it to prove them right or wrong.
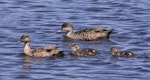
[53,51,65,57]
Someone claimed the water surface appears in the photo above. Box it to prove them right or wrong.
[0,0,150,80]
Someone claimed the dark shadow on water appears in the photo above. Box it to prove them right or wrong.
[62,36,113,45]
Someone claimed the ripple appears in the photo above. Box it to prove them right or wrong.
[85,7,105,12]
[0,0,150,80]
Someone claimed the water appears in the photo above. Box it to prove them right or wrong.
[0,0,150,80]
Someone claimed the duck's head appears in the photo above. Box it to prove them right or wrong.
[111,47,118,53]
[61,22,73,32]
[111,47,121,56]
[70,44,80,52]
[20,34,30,43]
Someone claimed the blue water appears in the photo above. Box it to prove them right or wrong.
[0,0,150,80]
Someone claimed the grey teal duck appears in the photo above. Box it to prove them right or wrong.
[58,22,113,41]
[20,34,64,57]
[111,47,135,57]
[70,44,99,56]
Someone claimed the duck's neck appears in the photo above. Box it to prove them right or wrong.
[67,30,74,38]
[72,48,79,52]
[24,42,32,56]
[112,52,120,56]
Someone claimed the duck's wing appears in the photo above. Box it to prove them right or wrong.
[82,48,99,56]
[32,45,56,53]
[75,28,95,33]
[32,47,44,53]
[94,27,108,33]
[119,51,134,57]
[76,27,110,35]
[42,45,56,50]
[31,46,59,57]
[72,27,109,41]
[31,47,48,57]
[70,50,83,56]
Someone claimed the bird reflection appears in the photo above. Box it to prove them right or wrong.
[22,55,31,73]
[22,55,44,73]
[110,55,118,64]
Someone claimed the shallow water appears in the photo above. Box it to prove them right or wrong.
[0,0,150,80]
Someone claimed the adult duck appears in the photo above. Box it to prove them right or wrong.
[20,34,64,57]
[58,22,113,41]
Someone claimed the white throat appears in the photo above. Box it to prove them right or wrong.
[67,30,73,37]
[24,42,32,56]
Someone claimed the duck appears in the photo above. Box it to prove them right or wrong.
[70,44,99,56]
[20,34,64,57]
[111,47,135,57]
[57,22,113,41]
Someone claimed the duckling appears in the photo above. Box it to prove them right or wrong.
[20,34,64,57]
[111,47,135,57]
[58,22,113,41]
[70,44,99,56]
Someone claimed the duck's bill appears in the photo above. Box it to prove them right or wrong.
[18,41,21,44]
[57,30,63,33]
[56,30,66,33]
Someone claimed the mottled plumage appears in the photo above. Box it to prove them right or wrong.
[111,47,135,57]
[58,22,113,41]
[70,44,99,56]
[20,34,64,57]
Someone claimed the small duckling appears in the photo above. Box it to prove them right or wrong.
[70,44,99,56]
[111,47,135,57]
[20,34,64,57]
[57,22,113,41]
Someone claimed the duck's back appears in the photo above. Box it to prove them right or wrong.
[71,48,98,56]
[70,50,83,56]
[31,46,62,57]
[72,28,103,41]
[82,48,99,56]
[119,51,135,57]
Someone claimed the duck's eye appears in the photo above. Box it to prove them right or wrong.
[22,36,28,39]
[47,49,52,52]
[62,26,68,28]
[64,26,68,27]
[95,31,101,33]
[102,29,107,31]
[21,37,25,39]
